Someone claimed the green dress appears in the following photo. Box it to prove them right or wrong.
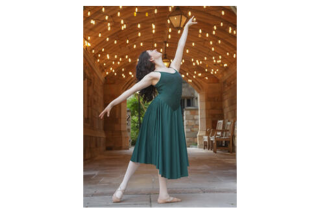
[130,68,190,179]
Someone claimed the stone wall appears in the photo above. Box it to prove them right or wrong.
[222,70,237,120]
[184,108,199,147]
[83,55,106,161]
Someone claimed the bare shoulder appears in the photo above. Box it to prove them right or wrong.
[146,71,160,86]
[169,65,180,72]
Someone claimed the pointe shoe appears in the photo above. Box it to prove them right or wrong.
[112,185,126,203]
[157,196,182,204]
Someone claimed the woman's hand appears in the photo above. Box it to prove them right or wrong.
[185,15,198,28]
[99,103,113,119]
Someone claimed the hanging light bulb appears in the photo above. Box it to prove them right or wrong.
[169,28,171,32]
[218,40,221,44]
[134,12,136,16]
[186,49,189,53]
[135,7,138,12]
[146,12,148,16]
[222,10,225,15]
[129,58,131,62]
[102,7,105,12]
[138,32,141,36]
[105,16,108,20]
[107,54,109,59]
[229,27,232,33]
[160,48,162,52]
[121,19,124,24]
[214,25,217,30]
[178,29,181,34]
[92,49,94,53]
[155,8,157,14]
[120,6,122,9]
[118,11,120,16]
[140,42,143,46]
[192,42,195,46]
[206,33,209,37]
[168,34,171,39]
[152,29,155,33]
[166,43,169,47]
[106,37,109,41]
[234,53,236,58]
[114,40,117,44]
[108,26,111,31]
[234,30,236,35]
[199,29,202,33]
[221,21,223,26]
[126,39,129,43]
[154,43,157,47]
[167,19,170,24]
[126,55,128,59]
[88,36,90,40]
[133,44,136,48]
[138,23,140,28]
[99,32,101,37]
[212,47,214,51]
[188,11,191,16]
[88,10,91,16]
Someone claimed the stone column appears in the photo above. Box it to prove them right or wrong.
[197,91,207,148]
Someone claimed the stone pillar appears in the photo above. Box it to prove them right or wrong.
[197,91,207,148]
[184,108,199,147]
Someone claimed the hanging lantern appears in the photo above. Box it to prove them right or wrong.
[168,6,188,30]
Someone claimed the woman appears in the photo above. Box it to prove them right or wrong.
[99,16,197,204]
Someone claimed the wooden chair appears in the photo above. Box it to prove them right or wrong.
[213,119,235,153]
[203,128,211,150]
[209,120,224,150]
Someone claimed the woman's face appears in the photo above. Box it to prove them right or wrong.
[147,49,162,62]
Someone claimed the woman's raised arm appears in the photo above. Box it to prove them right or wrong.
[170,16,197,71]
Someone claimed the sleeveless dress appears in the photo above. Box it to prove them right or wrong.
[130,67,190,179]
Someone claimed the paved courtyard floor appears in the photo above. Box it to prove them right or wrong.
[84,147,237,207]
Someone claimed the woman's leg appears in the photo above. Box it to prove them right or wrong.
[157,170,170,199]
[157,170,182,202]
[115,160,140,198]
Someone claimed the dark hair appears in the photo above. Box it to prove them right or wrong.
[136,50,157,103]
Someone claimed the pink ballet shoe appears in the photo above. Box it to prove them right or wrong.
[112,185,126,203]
[157,196,182,204]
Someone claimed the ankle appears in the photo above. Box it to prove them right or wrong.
[119,183,127,190]
[158,194,170,199]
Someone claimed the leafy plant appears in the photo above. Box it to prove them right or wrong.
[127,93,152,145]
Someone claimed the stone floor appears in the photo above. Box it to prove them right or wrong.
[83,147,237,207]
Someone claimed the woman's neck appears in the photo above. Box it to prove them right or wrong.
[154,58,168,70]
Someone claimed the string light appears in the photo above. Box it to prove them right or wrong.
[186,49,189,53]
[98,54,100,57]
[210,41,213,45]
[106,37,109,41]
[199,29,202,33]
[126,39,129,43]
[129,58,131,62]
[99,32,101,37]
[108,26,111,31]
[92,49,94,53]
[155,8,157,14]
[218,40,221,44]
[133,44,136,48]
[168,34,171,39]
[114,40,117,44]
[167,19,170,24]
[212,31,215,35]
[138,32,141,36]
[88,10,91,16]
[88,36,90,40]
[105,16,108,20]
[212,47,214,51]
[121,19,124,24]
[229,27,232,33]
[214,25,217,30]
[169,28,171,32]
[90,19,95,25]
[140,42,143,46]
[152,29,155,33]
[206,33,209,37]
[234,30,236,35]
[118,11,120,16]
[154,43,157,47]
[138,23,140,28]
[102,7,105,12]
[178,30,181,34]
[234,54,236,58]
[188,11,191,16]
[222,10,225,15]
[102,48,104,52]
[221,21,223,26]
[192,42,195,46]
[135,7,138,12]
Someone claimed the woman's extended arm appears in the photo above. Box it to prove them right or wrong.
[170,16,197,71]
[99,73,155,119]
